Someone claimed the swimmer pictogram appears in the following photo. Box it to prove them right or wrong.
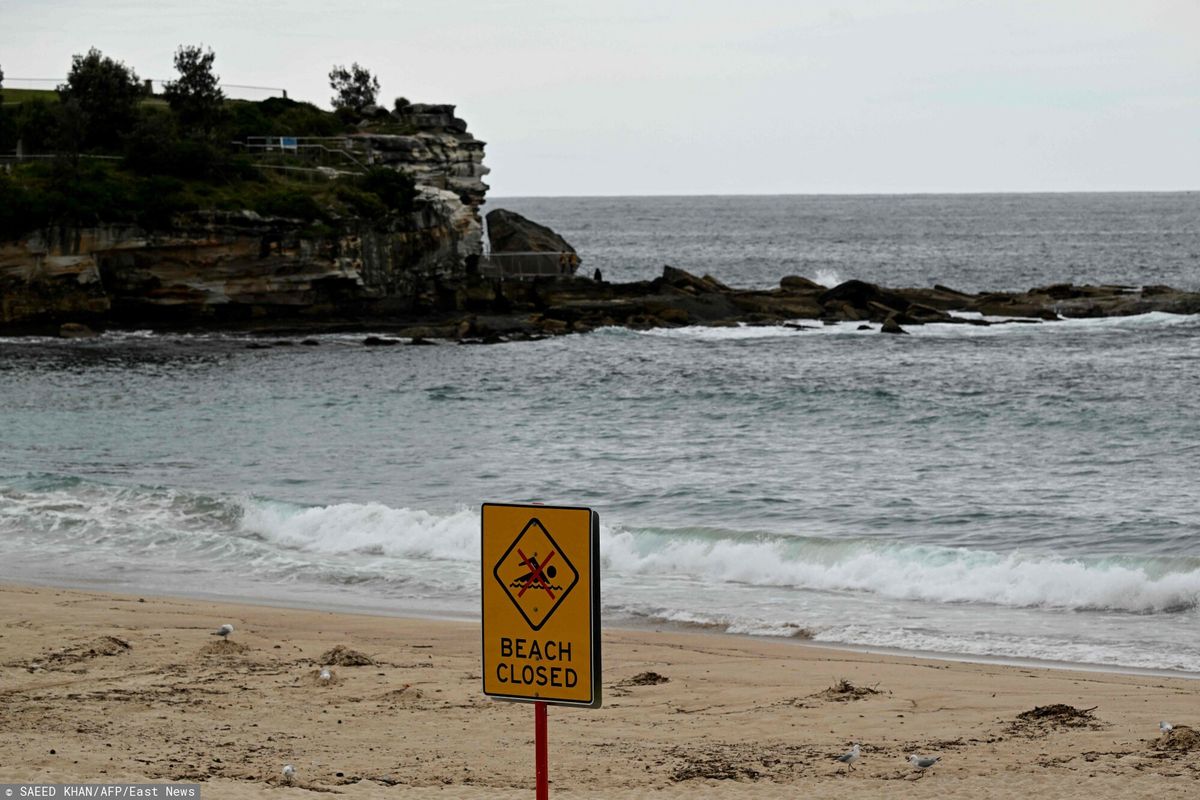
[494,517,579,631]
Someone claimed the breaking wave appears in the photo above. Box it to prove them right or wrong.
[3,476,1198,619]
[602,526,1200,614]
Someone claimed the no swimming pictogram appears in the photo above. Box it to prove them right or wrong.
[494,518,579,631]
[482,502,600,708]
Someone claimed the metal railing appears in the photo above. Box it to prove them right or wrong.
[234,137,367,174]
[1,77,287,101]
[480,252,581,280]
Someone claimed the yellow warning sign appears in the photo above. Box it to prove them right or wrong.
[482,503,601,707]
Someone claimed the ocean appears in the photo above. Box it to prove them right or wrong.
[2,193,1199,673]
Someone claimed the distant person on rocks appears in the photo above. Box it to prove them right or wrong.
[593,268,603,283]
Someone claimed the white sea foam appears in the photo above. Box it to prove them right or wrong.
[239,501,479,562]
[5,479,1198,616]
[601,527,1200,614]
[618,310,1198,343]
[814,268,842,288]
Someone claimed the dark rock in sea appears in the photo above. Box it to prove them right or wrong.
[59,322,98,339]
[245,342,272,349]
[881,315,908,335]
[857,324,872,331]
[818,280,913,321]
[486,209,578,256]
[300,339,321,346]
[780,274,827,291]
[363,336,401,346]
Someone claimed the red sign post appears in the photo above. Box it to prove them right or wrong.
[536,701,548,799]
[482,502,602,798]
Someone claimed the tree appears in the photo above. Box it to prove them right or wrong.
[51,98,89,176]
[163,45,225,138]
[0,64,6,149]
[58,48,142,151]
[329,63,379,114]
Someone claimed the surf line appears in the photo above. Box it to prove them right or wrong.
[496,637,578,688]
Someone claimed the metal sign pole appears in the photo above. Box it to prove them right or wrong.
[535,701,549,799]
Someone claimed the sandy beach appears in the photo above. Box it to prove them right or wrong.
[2,583,1198,798]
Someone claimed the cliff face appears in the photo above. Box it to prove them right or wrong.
[0,104,490,330]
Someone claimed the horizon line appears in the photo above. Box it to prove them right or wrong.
[486,188,1199,201]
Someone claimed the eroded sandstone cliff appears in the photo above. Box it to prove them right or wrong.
[0,103,490,331]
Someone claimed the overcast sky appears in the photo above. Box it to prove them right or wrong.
[2,0,1197,196]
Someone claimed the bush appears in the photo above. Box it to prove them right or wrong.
[334,185,389,219]
[58,48,142,152]
[223,96,346,142]
[255,188,325,221]
[124,110,220,179]
[358,167,415,214]
[0,173,46,240]
[9,98,62,154]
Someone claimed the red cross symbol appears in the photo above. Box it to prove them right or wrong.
[516,548,557,599]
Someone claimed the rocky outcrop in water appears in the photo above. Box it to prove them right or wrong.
[486,209,578,256]
[392,268,1200,343]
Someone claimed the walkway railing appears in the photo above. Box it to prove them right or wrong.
[479,252,581,280]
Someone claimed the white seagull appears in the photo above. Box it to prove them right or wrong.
[319,668,332,682]
[1160,721,1173,734]
[908,754,940,776]
[212,623,235,638]
[282,764,296,783]
[835,743,861,772]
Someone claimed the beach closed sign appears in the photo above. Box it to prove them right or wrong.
[481,502,601,707]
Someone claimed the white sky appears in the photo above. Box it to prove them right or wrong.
[2,0,1198,196]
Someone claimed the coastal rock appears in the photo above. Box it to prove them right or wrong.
[881,315,908,335]
[59,322,98,339]
[485,209,577,256]
[818,280,913,321]
[780,275,826,292]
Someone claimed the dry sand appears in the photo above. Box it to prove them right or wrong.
[2,583,1198,798]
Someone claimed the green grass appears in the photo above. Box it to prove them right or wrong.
[0,87,61,105]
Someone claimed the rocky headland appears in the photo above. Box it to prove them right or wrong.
[4,98,1198,342]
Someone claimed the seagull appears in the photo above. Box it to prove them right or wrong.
[908,754,940,777]
[319,668,332,682]
[212,624,234,638]
[835,743,860,772]
[1161,721,1173,734]
[282,764,296,783]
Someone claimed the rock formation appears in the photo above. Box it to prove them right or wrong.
[0,103,491,331]
[485,209,578,255]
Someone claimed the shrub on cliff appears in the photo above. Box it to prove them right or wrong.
[163,45,225,138]
[329,63,379,115]
[223,96,346,141]
[254,188,326,222]
[334,168,416,220]
[0,173,44,240]
[57,48,142,151]
[123,110,223,180]
[359,167,416,214]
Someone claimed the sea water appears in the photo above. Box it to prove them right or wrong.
[2,193,1199,672]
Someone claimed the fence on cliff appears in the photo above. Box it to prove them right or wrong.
[479,252,581,280]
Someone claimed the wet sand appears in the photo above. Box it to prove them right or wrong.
[2,583,1198,798]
